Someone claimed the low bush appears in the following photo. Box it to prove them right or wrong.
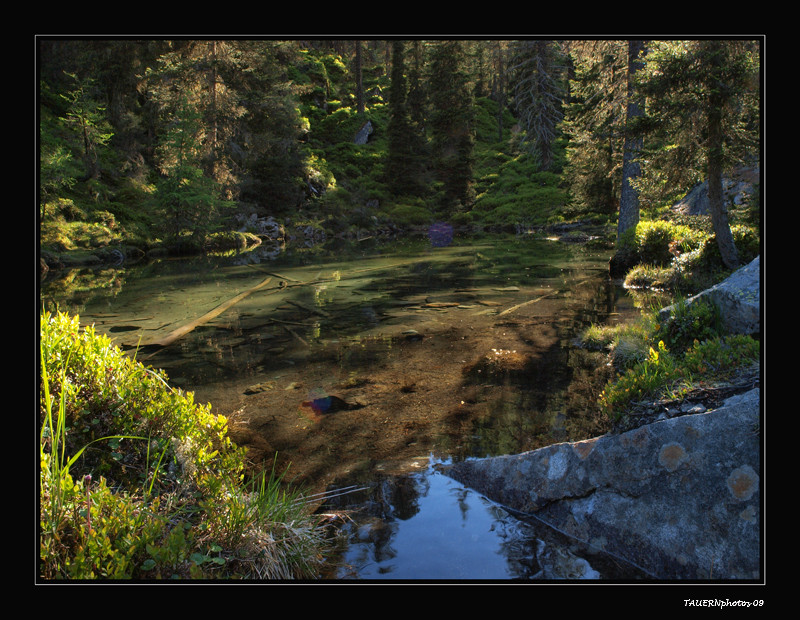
[39,311,333,580]
[682,334,760,379]
[388,203,433,226]
[599,340,680,415]
[619,220,706,267]
[655,297,724,352]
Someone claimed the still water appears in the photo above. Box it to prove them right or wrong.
[40,233,647,581]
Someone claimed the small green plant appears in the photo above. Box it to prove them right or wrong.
[683,334,760,378]
[599,340,681,416]
[39,310,334,580]
[656,297,723,353]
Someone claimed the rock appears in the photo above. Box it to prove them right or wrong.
[672,166,759,216]
[441,388,760,580]
[244,381,276,395]
[354,120,373,145]
[301,394,364,415]
[237,213,285,240]
[660,256,760,336]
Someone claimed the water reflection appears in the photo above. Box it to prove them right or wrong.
[40,234,647,580]
[324,459,640,580]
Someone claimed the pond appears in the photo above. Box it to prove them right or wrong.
[40,232,650,581]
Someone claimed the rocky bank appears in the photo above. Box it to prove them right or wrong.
[441,256,762,580]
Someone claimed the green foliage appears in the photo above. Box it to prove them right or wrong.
[473,155,568,227]
[39,311,332,580]
[387,203,433,226]
[682,334,760,378]
[472,96,516,144]
[582,314,659,371]
[620,220,706,266]
[596,298,758,418]
[634,40,760,205]
[154,100,235,241]
[696,224,760,270]
[655,297,724,352]
[599,341,680,415]
[312,107,368,146]
[619,220,760,296]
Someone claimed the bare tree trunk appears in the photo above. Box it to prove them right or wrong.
[707,106,739,269]
[706,42,739,270]
[617,40,645,242]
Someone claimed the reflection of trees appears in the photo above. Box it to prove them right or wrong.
[40,267,127,313]
[324,472,429,575]
[386,474,425,521]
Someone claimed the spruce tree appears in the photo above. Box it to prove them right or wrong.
[617,40,647,242]
[561,41,628,216]
[636,39,760,270]
[386,41,427,197]
[428,40,475,215]
[509,40,565,171]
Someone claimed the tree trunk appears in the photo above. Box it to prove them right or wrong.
[706,42,740,270]
[707,107,739,269]
[355,41,365,115]
[617,40,645,242]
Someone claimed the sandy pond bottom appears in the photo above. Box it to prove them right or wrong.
[41,235,648,581]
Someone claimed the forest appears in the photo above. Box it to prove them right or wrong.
[39,37,761,269]
[38,37,763,581]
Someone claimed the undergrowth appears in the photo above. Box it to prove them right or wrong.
[39,310,335,580]
[589,298,759,419]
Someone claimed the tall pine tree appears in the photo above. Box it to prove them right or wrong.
[428,40,475,216]
[636,39,760,269]
[509,40,565,171]
[385,41,427,197]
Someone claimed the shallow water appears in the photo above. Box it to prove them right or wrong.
[40,234,648,581]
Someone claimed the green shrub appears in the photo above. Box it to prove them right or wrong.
[620,220,705,267]
[656,297,724,353]
[683,334,760,378]
[624,264,676,290]
[388,203,433,226]
[599,341,680,416]
[39,311,332,580]
[597,318,758,419]
[696,225,760,270]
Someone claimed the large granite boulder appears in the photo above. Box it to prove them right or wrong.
[660,256,761,336]
[672,166,759,216]
[442,388,761,580]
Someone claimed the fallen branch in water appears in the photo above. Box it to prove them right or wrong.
[143,276,273,351]
[496,291,558,316]
[286,299,331,318]
[282,325,310,347]
[496,277,595,317]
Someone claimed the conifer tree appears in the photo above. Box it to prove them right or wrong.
[509,40,565,171]
[386,41,427,197]
[428,40,475,215]
[617,40,647,242]
[561,40,628,216]
[58,72,114,182]
[636,39,760,269]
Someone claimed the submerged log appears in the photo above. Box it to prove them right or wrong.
[144,276,273,350]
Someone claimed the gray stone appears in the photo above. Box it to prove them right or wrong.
[660,256,761,336]
[672,166,759,216]
[237,213,285,240]
[441,388,761,580]
[354,121,373,145]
